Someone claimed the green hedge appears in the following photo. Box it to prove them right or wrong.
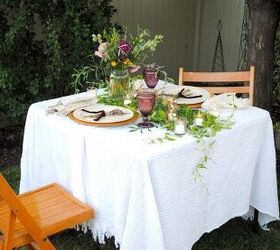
[0,0,116,122]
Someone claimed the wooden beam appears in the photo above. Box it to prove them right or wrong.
[4,211,16,250]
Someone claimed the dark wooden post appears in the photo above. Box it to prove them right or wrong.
[248,0,280,110]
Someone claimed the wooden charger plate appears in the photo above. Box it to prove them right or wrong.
[187,102,203,109]
[156,85,209,109]
[68,111,140,127]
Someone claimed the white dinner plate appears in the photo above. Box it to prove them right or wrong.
[72,104,134,124]
[158,85,211,105]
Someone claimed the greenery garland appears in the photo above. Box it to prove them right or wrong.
[98,93,234,182]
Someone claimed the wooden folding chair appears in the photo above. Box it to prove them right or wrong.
[178,66,255,104]
[0,174,94,250]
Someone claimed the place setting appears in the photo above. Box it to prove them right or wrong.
[69,103,138,127]
[158,84,211,106]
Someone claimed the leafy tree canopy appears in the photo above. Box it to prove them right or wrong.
[0,0,116,122]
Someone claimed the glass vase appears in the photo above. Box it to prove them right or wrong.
[109,69,130,98]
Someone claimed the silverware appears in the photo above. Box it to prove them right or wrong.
[82,108,130,121]
[177,88,202,99]
[160,88,202,99]
[94,111,106,121]
[81,109,104,114]
[81,109,105,121]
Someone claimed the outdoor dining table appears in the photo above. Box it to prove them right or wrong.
[20,83,279,250]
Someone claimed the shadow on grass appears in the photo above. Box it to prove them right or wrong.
[2,166,280,250]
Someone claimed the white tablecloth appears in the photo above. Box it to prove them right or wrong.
[20,92,279,250]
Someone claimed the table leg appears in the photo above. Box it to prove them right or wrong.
[253,208,259,234]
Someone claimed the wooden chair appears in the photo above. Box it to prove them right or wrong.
[178,66,255,104]
[0,174,94,250]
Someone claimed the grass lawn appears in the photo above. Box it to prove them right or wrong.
[2,166,280,250]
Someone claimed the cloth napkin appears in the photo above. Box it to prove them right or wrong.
[201,93,250,111]
[46,94,97,116]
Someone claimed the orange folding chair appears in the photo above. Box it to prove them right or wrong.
[0,174,94,250]
[178,66,255,104]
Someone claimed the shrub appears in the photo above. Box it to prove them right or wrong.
[0,0,116,123]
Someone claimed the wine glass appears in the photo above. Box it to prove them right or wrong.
[137,88,156,128]
[143,68,159,88]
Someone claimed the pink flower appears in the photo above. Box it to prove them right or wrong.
[128,65,140,73]
[118,40,131,58]
[94,51,103,58]
[95,42,108,59]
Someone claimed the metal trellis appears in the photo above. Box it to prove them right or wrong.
[237,0,250,71]
[212,19,226,72]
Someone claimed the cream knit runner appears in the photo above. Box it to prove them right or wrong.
[46,94,97,116]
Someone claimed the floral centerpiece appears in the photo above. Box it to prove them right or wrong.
[91,27,163,97]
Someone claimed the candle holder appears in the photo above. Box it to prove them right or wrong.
[168,96,175,107]
[87,86,97,99]
[123,93,132,106]
[168,112,177,121]
[194,112,204,127]
[167,97,177,121]
[174,119,186,135]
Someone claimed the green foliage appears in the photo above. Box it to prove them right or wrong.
[150,98,169,124]
[2,166,20,194]
[274,121,280,132]
[98,93,138,112]
[0,0,116,122]
[91,27,163,70]
[98,94,234,181]
[72,27,163,92]
[148,97,234,182]
[149,98,234,140]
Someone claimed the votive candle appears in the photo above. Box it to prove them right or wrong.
[194,112,204,127]
[175,119,186,135]
[168,111,177,121]
[123,94,132,106]
[87,86,97,99]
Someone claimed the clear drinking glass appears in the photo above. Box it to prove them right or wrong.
[174,119,186,135]
[87,86,97,99]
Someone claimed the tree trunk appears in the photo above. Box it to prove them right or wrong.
[249,0,280,110]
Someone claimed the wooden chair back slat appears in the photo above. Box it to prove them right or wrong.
[181,71,250,82]
[0,174,55,250]
[179,66,255,104]
[201,86,250,94]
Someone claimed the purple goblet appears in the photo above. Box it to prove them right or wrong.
[137,89,156,128]
[144,68,159,88]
